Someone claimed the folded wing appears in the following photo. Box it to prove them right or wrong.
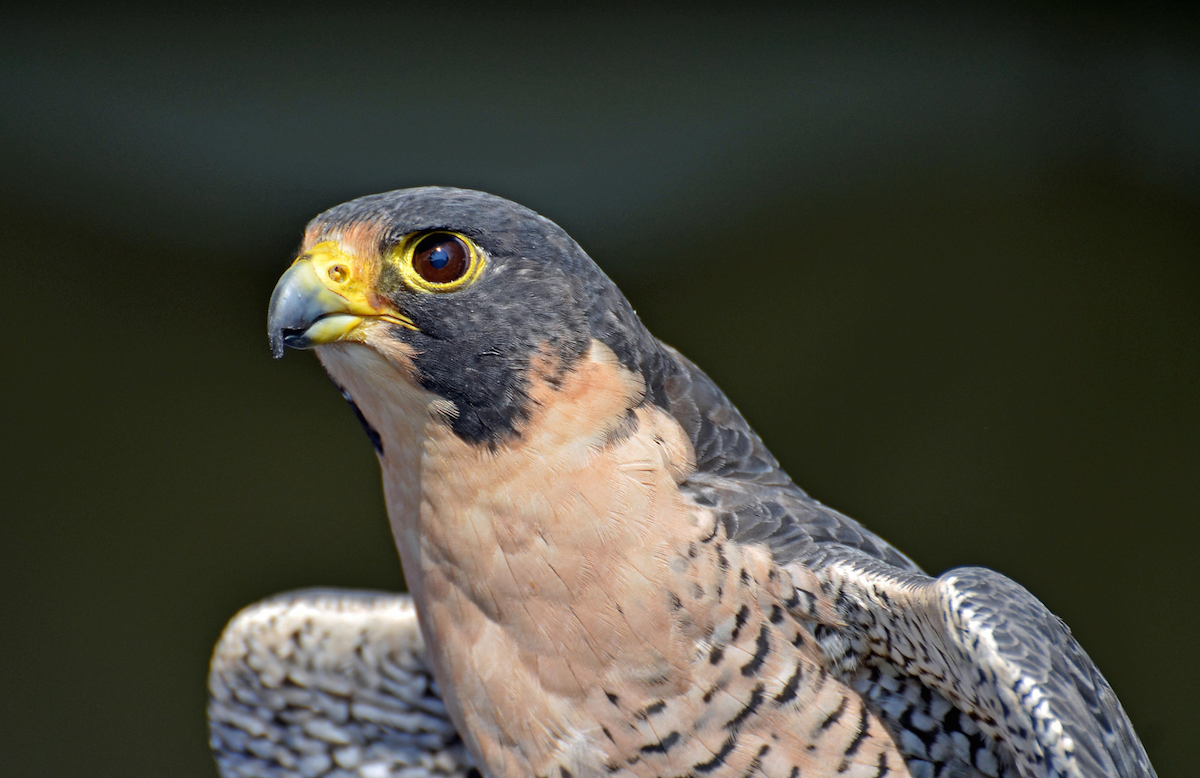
[821,562,1154,778]
[208,589,476,778]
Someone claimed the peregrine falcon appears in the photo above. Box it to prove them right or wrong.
[209,188,1155,778]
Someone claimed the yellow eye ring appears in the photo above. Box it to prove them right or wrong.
[393,230,485,293]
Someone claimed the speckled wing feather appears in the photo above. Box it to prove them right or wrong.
[840,566,1155,778]
[657,346,1155,778]
[208,589,476,778]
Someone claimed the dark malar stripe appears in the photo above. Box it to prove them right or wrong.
[338,387,384,454]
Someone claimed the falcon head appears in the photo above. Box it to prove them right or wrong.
[267,187,661,446]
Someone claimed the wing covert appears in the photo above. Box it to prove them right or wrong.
[826,563,1155,778]
[656,343,922,573]
[208,589,475,778]
[650,342,1153,776]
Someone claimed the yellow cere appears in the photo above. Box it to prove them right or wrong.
[304,241,372,301]
[391,231,486,294]
[301,241,418,332]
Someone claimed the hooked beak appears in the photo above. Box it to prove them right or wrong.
[267,242,416,358]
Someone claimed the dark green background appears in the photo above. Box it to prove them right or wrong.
[2,5,1196,776]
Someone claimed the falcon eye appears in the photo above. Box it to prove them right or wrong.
[413,234,469,283]
[395,230,484,292]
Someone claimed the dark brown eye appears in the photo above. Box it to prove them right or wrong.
[412,233,470,285]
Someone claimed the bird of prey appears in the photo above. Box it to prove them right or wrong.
[210,187,1154,778]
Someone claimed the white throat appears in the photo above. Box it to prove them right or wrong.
[314,342,442,600]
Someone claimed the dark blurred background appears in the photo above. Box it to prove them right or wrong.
[1,4,1196,776]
